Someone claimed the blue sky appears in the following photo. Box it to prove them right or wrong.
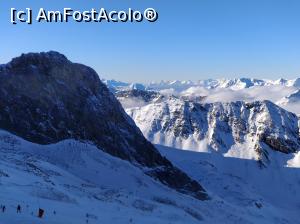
[1,0,300,82]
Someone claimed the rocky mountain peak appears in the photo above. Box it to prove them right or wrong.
[10,51,69,68]
[0,52,208,200]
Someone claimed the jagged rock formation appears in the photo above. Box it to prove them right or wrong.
[124,92,300,165]
[0,51,208,200]
[116,89,165,106]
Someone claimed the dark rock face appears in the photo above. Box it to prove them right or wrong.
[0,51,208,200]
[116,89,164,103]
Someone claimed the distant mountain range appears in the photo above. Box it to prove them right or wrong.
[105,78,300,115]
[103,77,300,93]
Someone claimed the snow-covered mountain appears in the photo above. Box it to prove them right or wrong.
[102,79,146,93]
[1,52,300,223]
[113,84,300,223]
[122,92,300,166]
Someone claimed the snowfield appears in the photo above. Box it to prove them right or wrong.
[0,130,299,224]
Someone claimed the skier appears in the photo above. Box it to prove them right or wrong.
[38,208,44,218]
[17,205,21,213]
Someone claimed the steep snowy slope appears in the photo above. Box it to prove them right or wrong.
[0,51,207,200]
[0,130,209,224]
[126,96,300,166]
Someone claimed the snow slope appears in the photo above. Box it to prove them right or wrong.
[0,130,299,224]
[157,145,300,224]
[0,130,208,224]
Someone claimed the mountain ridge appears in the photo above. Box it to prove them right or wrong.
[120,91,300,166]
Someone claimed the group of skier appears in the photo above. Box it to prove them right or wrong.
[0,204,21,213]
